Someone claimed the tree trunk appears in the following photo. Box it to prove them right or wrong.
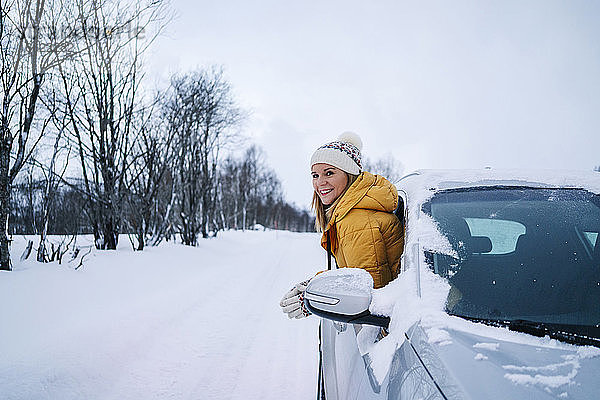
[0,142,11,270]
[102,216,118,250]
[37,223,49,262]
[136,231,144,251]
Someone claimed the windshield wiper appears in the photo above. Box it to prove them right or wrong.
[510,319,600,348]
[453,315,600,348]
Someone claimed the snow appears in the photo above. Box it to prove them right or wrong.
[308,267,372,296]
[399,169,600,197]
[500,349,600,392]
[0,231,323,400]
[503,358,579,389]
[576,346,600,359]
[426,327,452,346]
[2,170,598,398]
[360,168,600,384]
[367,266,451,382]
[473,342,500,351]
[356,325,381,356]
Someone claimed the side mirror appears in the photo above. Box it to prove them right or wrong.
[303,268,390,329]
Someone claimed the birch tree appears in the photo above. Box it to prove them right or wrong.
[0,0,81,270]
[60,0,169,249]
[163,67,243,245]
[35,89,71,262]
[123,104,175,250]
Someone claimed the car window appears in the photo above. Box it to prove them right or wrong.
[423,187,600,339]
[583,231,598,248]
[396,192,408,273]
[464,217,526,255]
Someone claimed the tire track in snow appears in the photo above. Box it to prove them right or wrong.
[189,231,322,400]
[0,231,325,400]
[107,231,323,400]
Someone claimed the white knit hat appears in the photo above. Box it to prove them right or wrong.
[310,132,363,175]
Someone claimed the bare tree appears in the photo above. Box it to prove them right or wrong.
[258,169,284,228]
[59,0,169,250]
[217,156,241,230]
[163,67,243,245]
[217,148,256,231]
[214,145,314,233]
[10,177,89,236]
[35,90,72,262]
[123,102,175,250]
[363,153,405,184]
[0,0,83,270]
[11,163,42,234]
[237,146,274,230]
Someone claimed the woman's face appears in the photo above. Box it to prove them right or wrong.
[311,163,349,206]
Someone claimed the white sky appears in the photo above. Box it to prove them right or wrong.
[145,0,600,208]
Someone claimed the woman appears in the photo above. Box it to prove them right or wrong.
[280,132,404,319]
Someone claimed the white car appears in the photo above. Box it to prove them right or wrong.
[305,169,600,400]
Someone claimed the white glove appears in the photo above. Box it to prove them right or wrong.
[280,279,311,319]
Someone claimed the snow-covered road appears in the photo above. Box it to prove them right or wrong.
[0,231,323,400]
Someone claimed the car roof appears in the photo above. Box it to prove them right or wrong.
[396,168,600,197]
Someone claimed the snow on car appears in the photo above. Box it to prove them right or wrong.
[305,169,600,400]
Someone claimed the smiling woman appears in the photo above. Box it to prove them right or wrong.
[280,132,404,320]
[311,164,349,206]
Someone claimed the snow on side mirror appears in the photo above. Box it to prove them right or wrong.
[304,268,390,329]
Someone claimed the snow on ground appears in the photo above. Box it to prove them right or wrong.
[0,230,323,400]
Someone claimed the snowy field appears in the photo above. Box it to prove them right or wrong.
[0,230,323,400]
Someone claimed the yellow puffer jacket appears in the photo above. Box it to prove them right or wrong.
[320,171,404,288]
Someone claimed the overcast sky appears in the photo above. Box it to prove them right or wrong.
[146,0,600,208]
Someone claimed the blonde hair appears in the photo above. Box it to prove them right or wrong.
[312,173,359,232]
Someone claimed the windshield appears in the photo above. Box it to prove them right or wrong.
[424,187,600,339]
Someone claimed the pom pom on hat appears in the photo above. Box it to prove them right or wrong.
[337,131,363,151]
[310,132,363,175]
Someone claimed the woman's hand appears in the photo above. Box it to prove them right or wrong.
[280,280,311,319]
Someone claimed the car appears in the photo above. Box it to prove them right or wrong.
[304,169,600,400]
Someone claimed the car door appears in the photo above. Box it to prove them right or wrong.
[321,319,388,400]
[318,190,415,400]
